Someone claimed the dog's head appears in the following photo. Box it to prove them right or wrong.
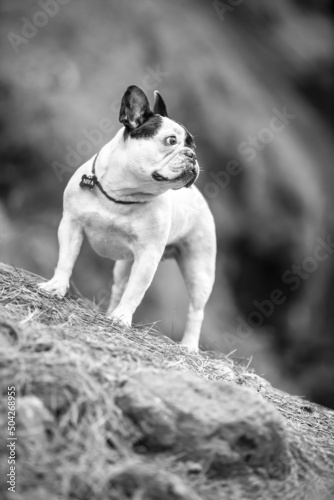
[118,85,198,191]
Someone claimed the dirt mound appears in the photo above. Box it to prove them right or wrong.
[0,263,333,499]
[116,371,289,477]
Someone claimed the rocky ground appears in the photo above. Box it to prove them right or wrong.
[0,262,333,500]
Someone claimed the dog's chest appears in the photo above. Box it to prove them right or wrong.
[78,208,136,260]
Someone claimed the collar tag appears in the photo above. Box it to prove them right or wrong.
[80,174,97,190]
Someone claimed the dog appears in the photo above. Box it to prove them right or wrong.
[39,85,216,351]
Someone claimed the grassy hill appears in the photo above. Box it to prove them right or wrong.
[0,262,333,500]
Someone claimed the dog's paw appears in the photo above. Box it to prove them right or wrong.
[180,340,199,353]
[108,307,132,327]
[38,278,69,298]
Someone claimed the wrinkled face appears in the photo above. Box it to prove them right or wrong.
[118,85,199,193]
[123,116,198,191]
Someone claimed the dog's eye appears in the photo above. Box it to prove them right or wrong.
[165,136,177,146]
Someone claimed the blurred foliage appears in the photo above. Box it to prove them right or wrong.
[0,0,334,406]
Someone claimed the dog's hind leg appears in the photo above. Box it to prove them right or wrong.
[38,215,84,298]
[177,233,216,352]
[106,260,133,316]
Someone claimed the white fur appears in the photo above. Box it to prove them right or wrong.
[39,119,216,351]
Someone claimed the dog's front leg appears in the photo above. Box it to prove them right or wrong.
[38,214,84,297]
[108,249,161,326]
[106,260,133,316]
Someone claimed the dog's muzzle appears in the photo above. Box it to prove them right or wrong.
[152,149,198,188]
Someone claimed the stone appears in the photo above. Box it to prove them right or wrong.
[108,462,201,500]
[116,370,290,479]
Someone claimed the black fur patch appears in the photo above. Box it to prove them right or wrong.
[124,114,163,140]
[153,92,168,117]
[119,85,153,130]
[184,128,196,150]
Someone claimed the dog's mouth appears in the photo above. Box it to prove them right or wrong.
[152,166,197,188]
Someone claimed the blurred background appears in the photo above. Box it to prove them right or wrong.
[1,0,334,407]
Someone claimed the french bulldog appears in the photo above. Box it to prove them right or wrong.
[39,85,216,351]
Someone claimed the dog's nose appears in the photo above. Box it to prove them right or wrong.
[184,150,197,162]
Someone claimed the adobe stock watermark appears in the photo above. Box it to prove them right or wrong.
[221,235,334,351]
[204,106,296,199]
[213,0,244,22]
[237,107,296,162]
[51,65,169,182]
[177,105,296,219]
[7,0,71,54]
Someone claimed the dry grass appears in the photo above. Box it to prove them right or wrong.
[0,262,334,500]
[0,263,238,379]
[0,263,236,500]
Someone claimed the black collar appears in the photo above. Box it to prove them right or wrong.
[79,153,143,205]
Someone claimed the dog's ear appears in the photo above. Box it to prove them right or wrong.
[153,90,168,117]
[119,85,153,130]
